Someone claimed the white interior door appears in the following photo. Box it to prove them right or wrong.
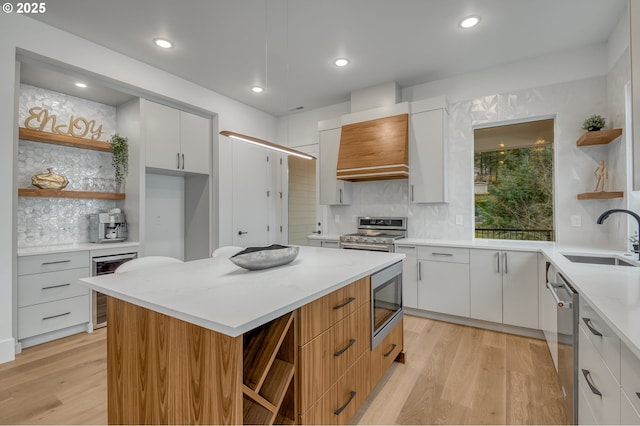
[232,142,270,247]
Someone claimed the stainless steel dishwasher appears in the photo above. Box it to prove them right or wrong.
[547,272,578,424]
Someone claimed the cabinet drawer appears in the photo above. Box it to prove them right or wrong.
[371,317,403,387]
[18,294,90,339]
[299,276,369,345]
[18,268,90,307]
[622,388,640,425]
[417,246,469,263]
[578,326,620,425]
[18,251,90,275]
[298,303,369,414]
[580,298,621,382]
[300,352,369,425]
[622,343,640,415]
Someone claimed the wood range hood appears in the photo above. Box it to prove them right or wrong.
[336,103,409,181]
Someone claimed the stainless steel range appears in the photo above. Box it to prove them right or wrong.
[340,217,407,252]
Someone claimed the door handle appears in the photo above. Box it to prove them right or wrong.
[42,283,71,290]
[339,188,343,203]
[181,153,185,170]
[42,312,71,321]
[41,260,71,266]
[411,185,414,201]
[418,261,422,281]
[333,391,356,415]
[333,297,355,310]
[383,343,397,357]
[176,153,180,169]
[582,369,602,396]
[503,252,508,274]
[334,338,356,357]
[238,231,248,235]
[582,318,603,337]
[496,252,500,273]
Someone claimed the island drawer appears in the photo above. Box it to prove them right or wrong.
[621,343,640,415]
[18,267,90,308]
[18,251,90,275]
[300,351,369,425]
[298,303,369,414]
[580,297,621,382]
[18,294,90,339]
[298,276,370,345]
[371,316,403,387]
[417,246,469,263]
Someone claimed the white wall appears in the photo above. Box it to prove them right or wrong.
[0,13,278,363]
[144,174,185,260]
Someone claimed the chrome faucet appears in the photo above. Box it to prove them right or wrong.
[596,209,640,260]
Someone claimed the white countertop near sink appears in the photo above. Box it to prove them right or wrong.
[78,246,404,337]
[395,238,640,360]
[17,241,140,256]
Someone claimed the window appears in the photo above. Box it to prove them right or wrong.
[474,118,555,241]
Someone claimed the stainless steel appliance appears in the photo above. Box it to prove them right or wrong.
[89,208,128,243]
[340,217,407,252]
[371,261,403,349]
[547,272,578,424]
[91,252,137,328]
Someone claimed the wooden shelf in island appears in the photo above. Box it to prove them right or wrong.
[18,188,125,200]
[19,127,112,152]
[577,191,624,200]
[576,128,623,146]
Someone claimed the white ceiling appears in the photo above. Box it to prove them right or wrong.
[27,0,627,116]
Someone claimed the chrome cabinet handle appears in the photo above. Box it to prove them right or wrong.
[582,369,602,396]
[411,185,414,201]
[582,318,603,337]
[238,231,248,235]
[334,391,356,415]
[496,252,500,273]
[383,343,397,357]
[431,252,453,257]
[339,188,343,203]
[43,312,71,321]
[546,282,569,308]
[418,261,422,281]
[503,252,508,274]
[334,338,356,357]
[333,297,355,310]
[181,153,185,170]
[42,260,71,266]
[176,153,180,169]
[396,245,415,249]
[42,283,71,290]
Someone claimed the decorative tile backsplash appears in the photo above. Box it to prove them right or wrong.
[17,85,118,247]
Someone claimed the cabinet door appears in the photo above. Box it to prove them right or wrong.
[179,111,210,174]
[319,127,351,205]
[469,249,502,323]
[418,260,469,317]
[409,108,446,203]
[395,245,418,309]
[144,100,180,170]
[502,251,538,329]
[308,239,322,247]
[321,240,340,249]
[232,143,270,246]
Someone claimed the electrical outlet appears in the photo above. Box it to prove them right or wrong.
[455,215,463,225]
[571,215,581,227]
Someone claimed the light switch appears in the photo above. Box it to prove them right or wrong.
[455,215,463,225]
[571,215,581,227]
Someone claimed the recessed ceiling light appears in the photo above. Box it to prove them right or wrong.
[75,82,87,88]
[153,38,174,49]
[334,58,349,67]
[251,86,264,93]
[459,15,481,29]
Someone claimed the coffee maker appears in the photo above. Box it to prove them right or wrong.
[89,208,128,243]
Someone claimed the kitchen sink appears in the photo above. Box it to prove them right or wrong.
[562,254,638,267]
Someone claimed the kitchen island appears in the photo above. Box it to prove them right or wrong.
[79,246,405,425]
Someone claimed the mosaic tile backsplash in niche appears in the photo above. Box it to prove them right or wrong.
[17,85,119,247]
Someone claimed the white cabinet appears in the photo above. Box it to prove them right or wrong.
[307,238,340,248]
[409,97,448,203]
[417,246,470,317]
[395,244,418,309]
[319,119,352,205]
[469,249,538,329]
[144,100,210,175]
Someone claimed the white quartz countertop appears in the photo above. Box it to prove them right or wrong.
[18,241,140,256]
[78,246,404,337]
[307,234,340,241]
[394,238,640,360]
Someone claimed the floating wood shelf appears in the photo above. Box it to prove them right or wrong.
[18,188,125,200]
[576,128,623,146]
[19,127,112,152]
[577,191,624,200]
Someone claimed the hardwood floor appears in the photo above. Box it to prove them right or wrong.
[0,315,567,425]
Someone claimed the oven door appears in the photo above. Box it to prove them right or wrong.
[340,242,393,252]
[371,261,403,349]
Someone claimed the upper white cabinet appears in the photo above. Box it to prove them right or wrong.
[143,99,210,175]
[469,249,538,329]
[409,97,448,203]
[318,119,352,205]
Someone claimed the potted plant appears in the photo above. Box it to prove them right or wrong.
[582,114,606,132]
[630,232,639,253]
[110,133,128,192]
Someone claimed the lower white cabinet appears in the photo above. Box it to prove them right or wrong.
[308,238,339,248]
[469,249,538,329]
[396,244,418,309]
[417,246,470,317]
[621,389,640,425]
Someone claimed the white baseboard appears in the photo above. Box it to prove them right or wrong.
[0,336,16,364]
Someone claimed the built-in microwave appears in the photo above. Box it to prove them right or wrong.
[371,261,403,349]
